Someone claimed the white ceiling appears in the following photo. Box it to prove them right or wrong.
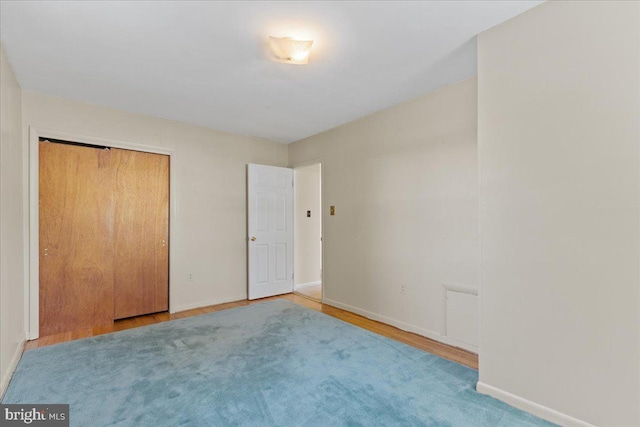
[1,1,542,143]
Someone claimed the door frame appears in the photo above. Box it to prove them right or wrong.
[291,159,324,302]
[27,126,177,339]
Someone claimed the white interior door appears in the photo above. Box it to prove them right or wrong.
[247,164,294,300]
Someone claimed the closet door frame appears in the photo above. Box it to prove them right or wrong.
[27,126,176,340]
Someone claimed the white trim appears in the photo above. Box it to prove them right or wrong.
[294,281,321,290]
[28,128,38,339]
[323,298,478,354]
[0,336,25,400]
[22,121,31,346]
[28,126,178,339]
[173,294,247,313]
[476,382,597,427]
[442,335,478,354]
[476,36,484,373]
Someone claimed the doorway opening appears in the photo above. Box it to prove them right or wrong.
[293,163,322,302]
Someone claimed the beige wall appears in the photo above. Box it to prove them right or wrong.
[478,1,640,426]
[289,77,478,348]
[0,45,25,396]
[294,163,322,287]
[22,91,288,316]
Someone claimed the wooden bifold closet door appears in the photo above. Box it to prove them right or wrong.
[39,141,169,337]
[111,148,169,320]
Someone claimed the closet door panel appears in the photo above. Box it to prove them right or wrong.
[39,142,115,336]
[112,148,169,319]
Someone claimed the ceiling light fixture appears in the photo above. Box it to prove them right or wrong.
[269,36,314,65]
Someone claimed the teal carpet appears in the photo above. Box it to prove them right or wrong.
[3,300,553,426]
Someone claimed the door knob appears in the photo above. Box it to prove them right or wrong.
[251,236,257,241]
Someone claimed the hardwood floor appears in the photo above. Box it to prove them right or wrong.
[294,283,322,301]
[24,293,478,369]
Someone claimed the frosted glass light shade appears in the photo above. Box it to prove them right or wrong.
[269,36,313,65]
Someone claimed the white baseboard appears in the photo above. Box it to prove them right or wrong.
[173,294,247,313]
[295,281,321,290]
[476,381,596,427]
[0,336,25,400]
[322,298,478,354]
